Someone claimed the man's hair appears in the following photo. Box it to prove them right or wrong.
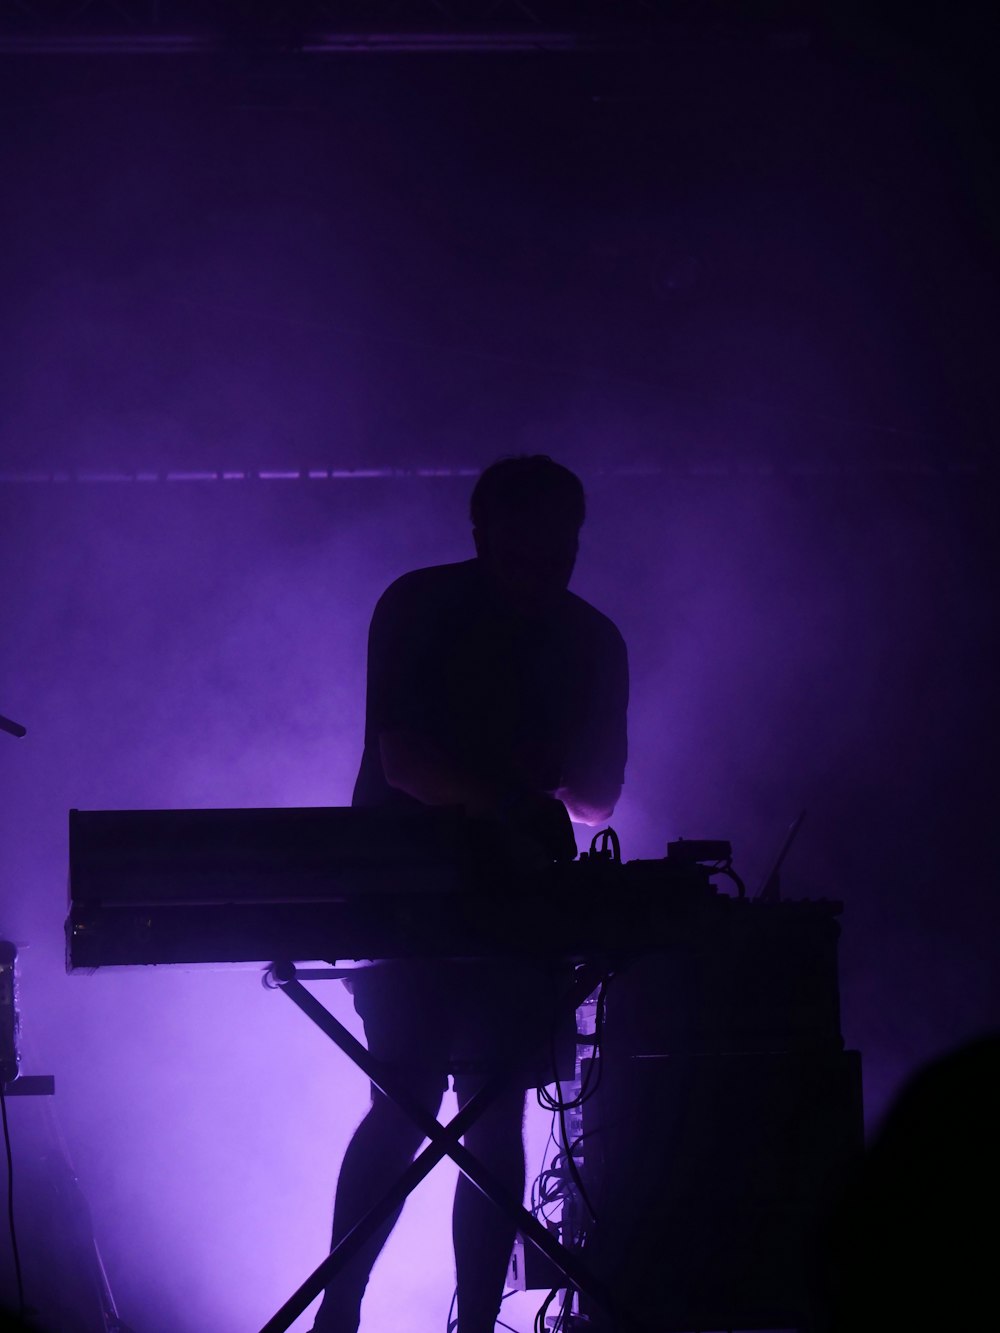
[470,456,586,530]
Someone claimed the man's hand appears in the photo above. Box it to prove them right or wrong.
[553,783,621,828]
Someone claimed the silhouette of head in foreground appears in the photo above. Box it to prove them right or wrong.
[819,1033,1000,1331]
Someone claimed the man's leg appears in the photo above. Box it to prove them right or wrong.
[311,1073,446,1333]
[451,1076,527,1333]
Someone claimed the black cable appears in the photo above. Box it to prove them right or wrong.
[447,1284,457,1333]
[529,968,612,1291]
[537,980,608,1114]
[533,983,601,1224]
[0,1081,24,1320]
[535,1091,596,1223]
[588,828,621,863]
[535,978,608,1228]
[556,1101,598,1224]
[534,1110,578,1231]
[711,862,747,899]
[531,1087,566,1222]
[533,1092,598,1228]
[534,1287,559,1333]
[534,1284,575,1333]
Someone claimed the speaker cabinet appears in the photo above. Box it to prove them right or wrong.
[578,1050,863,1332]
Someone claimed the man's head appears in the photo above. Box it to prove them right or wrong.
[470,456,585,614]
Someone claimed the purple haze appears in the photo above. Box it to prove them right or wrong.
[0,22,996,1333]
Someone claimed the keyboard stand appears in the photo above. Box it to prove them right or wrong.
[258,958,643,1333]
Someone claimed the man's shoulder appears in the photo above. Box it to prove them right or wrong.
[375,560,476,615]
[563,590,626,654]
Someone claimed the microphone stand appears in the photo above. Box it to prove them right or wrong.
[0,713,26,739]
[0,709,133,1331]
[0,708,27,1081]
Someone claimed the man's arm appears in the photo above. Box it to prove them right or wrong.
[379,728,504,817]
[380,727,615,821]
[382,727,577,862]
[382,726,591,825]
[381,616,630,829]
[368,573,625,846]
[554,618,629,827]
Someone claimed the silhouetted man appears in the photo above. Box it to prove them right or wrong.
[311,456,628,1333]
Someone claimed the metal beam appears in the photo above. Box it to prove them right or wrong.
[0,1,811,54]
[0,462,985,485]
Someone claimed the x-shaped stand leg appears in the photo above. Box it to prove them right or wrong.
[259,959,644,1333]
